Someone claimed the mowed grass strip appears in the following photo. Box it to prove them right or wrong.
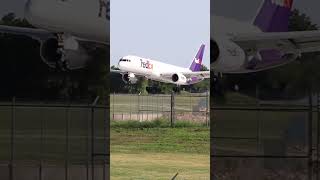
[111,121,209,179]
[111,153,209,180]
[111,125,209,154]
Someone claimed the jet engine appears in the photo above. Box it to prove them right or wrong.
[171,73,187,84]
[211,38,300,73]
[211,38,246,73]
[122,73,138,84]
[39,38,90,70]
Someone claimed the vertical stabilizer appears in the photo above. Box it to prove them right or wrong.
[189,44,205,72]
[253,0,293,32]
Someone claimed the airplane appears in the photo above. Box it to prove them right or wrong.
[0,0,109,70]
[111,44,210,86]
[211,0,320,74]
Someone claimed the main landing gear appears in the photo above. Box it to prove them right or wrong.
[56,33,69,71]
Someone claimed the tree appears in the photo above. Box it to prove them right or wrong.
[191,64,210,92]
[136,78,148,95]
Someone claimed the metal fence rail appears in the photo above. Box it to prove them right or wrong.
[0,98,109,180]
[110,92,210,126]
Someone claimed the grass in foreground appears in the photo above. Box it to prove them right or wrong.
[111,153,209,180]
[111,120,210,179]
[111,120,209,154]
[111,118,206,129]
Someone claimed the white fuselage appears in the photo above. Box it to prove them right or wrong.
[25,0,109,44]
[118,55,192,85]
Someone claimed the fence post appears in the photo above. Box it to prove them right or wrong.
[317,92,320,180]
[39,102,43,180]
[103,103,108,180]
[9,97,15,180]
[156,94,159,119]
[308,90,313,180]
[112,92,115,121]
[138,94,140,122]
[91,96,100,180]
[162,95,164,114]
[190,92,192,113]
[130,94,132,121]
[206,91,209,127]
[170,92,175,127]
[256,85,261,154]
[147,95,149,121]
[65,103,70,180]
[86,102,90,180]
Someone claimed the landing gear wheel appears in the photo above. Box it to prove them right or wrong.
[55,33,70,71]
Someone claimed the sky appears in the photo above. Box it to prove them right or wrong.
[0,0,25,18]
[110,0,210,68]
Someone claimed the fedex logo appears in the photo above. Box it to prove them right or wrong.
[140,59,153,70]
[194,58,201,64]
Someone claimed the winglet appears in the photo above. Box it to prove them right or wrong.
[189,44,205,72]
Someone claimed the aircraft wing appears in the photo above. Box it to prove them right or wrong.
[161,71,210,79]
[110,69,149,78]
[0,25,54,41]
[230,30,320,54]
[110,69,123,73]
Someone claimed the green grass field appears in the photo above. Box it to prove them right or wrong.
[110,122,210,179]
[111,153,209,179]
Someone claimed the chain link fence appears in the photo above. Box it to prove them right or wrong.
[0,97,109,180]
[211,91,320,180]
[110,92,210,126]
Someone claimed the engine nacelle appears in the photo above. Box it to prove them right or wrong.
[211,38,300,73]
[40,38,90,70]
[122,73,138,84]
[171,73,187,84]
[211,38,246,73]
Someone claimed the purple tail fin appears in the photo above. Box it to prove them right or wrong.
[189,44,205,72]
[253,0,293,32]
